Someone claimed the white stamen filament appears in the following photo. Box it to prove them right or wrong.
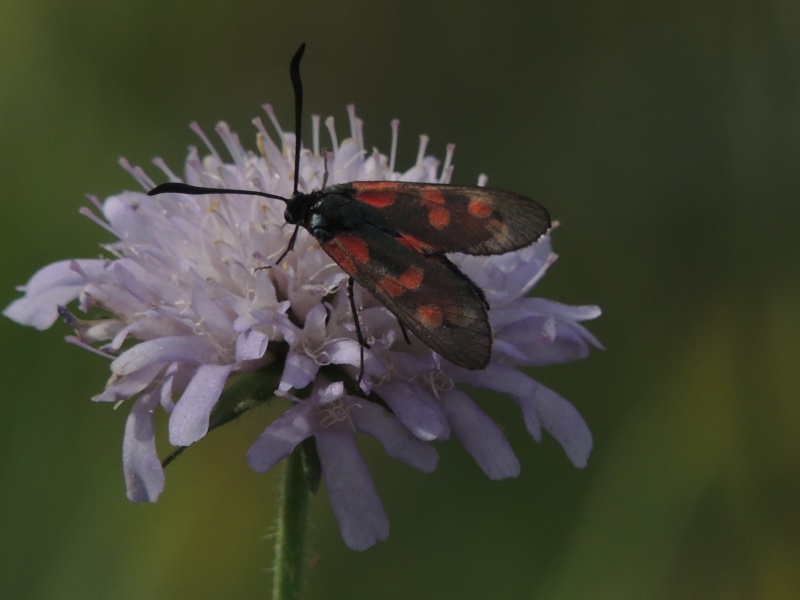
[389,119,399,174]
[325,116,339,154]
[416,134,429,166]
[190,121,222,163]
[311,114,321,157]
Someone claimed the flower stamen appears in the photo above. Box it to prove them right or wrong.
[319,398,361,430]
[415,135,429,167]
[325,116,339,154]
[389,119,400,175]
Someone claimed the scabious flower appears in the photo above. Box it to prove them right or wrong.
[4,103,601,550]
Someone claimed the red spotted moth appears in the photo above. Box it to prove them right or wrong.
[148,44,551,378]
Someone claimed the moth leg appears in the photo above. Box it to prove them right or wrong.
[397,319,411,345]
[254,224,301,272]
[347,277,368,383]
[272,225,301,266]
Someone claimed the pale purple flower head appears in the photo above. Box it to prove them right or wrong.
[4,103,601,550]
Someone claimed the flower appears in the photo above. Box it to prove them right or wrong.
[4,103,601,550]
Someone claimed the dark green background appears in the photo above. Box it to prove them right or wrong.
[2,1,798,598]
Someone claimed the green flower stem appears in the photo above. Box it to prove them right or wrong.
[273,448,310,600]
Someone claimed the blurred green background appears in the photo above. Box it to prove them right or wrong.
[2,1,799,598]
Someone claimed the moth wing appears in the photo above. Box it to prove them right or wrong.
[348,182,551,255]
[321,225,492,370]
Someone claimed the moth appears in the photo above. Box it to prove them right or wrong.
[148,44,551,378]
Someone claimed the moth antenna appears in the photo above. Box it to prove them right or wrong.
[147,182,288,203]
[289,43,306,198]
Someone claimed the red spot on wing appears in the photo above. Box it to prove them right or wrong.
[382,265,424,297]
[324,244,355,273]
[428,205,450,230]
[324,233,370,274]
[355,190,397,208]
[397,234,433,254]
[337,233,370,262]
[419,189,450,229]
[398,265,424,290]
[353,181,397,192]
[381,279,403,297]
[351,181,398,207]
[422,190,447,205]
[467,195,494,218]
[416,304,444,328]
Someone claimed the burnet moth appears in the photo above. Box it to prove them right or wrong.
[148,43,551,379]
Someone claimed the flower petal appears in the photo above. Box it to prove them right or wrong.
[93,363,163,403]
[455,365,542,440]
[531,384,593,468]
[458,365,592,467]
[247,403,315,473]
[317,427,389,551]
[278,350,319,392]
[168,363,234,446]
[111,335,217,376]
[318,381,346,403]
[351,398,438,472]
[375,380,449,441]
[123,391,165,503]
[236,329,268,361]
[441,387,520,480]
[528,298,602,323]
[3,259,107,330]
